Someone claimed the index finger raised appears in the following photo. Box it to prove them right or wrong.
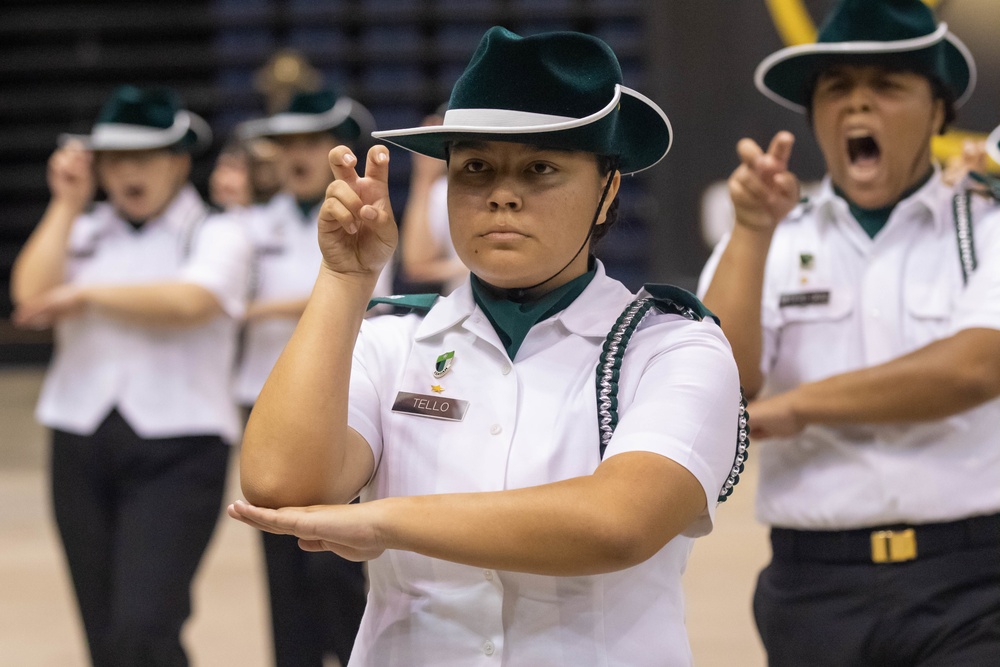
[766,131,795,168]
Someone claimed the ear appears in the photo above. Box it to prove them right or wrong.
[173,152,193,183]
[931,97,946,136]
[596,170,621,226]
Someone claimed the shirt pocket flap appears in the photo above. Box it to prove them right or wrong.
[904,283,952,320]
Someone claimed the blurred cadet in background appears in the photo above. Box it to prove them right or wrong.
[9,85,252,667]
[210,139,255,211]
[398,107,468,295]
[233,88,387,667]
[209,137,282,211]
[699,1,1000,665]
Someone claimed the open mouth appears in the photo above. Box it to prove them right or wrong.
[847,135,880,165]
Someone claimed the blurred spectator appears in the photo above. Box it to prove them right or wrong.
[941,138,988,187]
[9,86,252,667]
[254,49,322,115]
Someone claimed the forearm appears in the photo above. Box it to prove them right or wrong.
[10,200,80,304]
[399,203,436,266]
[376,453,705,576]
[790,328,1000,424]
[701,224,774,395]
[82,283,224,326]
[246,297,309,321]
[241,268,378,508]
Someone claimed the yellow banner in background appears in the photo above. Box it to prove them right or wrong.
[763,0,997,172]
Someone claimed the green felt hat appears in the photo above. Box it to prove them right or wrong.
[372,26,672,175]
[60,86,211,153]
[237,89,375,142]
[756,0,976,113]
[988,124,1000,167]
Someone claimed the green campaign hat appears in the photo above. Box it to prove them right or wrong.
[60,86,211,153]
[237,89,375,142]
[988,124,1000,168]
[756,0,976,113]
[372,26,672,175]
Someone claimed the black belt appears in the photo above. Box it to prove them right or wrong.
[770,513,1000,564]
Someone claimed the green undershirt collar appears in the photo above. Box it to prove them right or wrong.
[296,197,322,222]
[834,169,933,239]
[471,265,596,360]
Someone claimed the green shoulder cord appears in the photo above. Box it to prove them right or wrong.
[596,285,750,503]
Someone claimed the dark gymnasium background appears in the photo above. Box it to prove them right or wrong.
[2,0,998,362]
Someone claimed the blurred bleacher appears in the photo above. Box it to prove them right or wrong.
[0,0,655,364]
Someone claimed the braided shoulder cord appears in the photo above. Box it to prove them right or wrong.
[597,297,657,458]
[719,394,749,503]
[595,296,750,503]
[952,191,977,286]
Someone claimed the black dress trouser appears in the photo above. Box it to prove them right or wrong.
[261,532,367,667]
[754,521,1000,667]
[50,410,229,667]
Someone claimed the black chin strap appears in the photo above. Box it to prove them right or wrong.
[498,170,617,301]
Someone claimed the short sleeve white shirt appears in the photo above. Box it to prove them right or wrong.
[233,193,394,404]
[346,262,741,666]
[36,185,253,443]
[699,172,1000,529]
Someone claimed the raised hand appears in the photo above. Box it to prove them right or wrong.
[319,145,398,279]
[729,131,800,232]
[47,140,96,214]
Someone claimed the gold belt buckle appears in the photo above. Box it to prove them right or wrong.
[870,528,917,563]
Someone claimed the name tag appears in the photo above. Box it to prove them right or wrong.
[779,290,831,308]
[392,392,469,422]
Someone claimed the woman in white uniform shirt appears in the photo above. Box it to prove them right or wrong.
[233,89,388,667]
[231,28,743,666]
[10,86,252,667]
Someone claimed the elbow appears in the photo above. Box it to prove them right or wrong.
[589,517,667,572]
[240,462,319,509]
[240,472,292,509]
[955,366,1000,409]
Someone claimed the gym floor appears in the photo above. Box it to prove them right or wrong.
[0,366,768,666]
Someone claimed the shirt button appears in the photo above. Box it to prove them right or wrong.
[483,569,494,581]
[501,363,512,375]
[483,640,495,656]
[490,424,502,435]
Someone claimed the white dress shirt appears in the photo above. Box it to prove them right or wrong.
[699,172,1000,530]
[233,193,394,405]
[36,185,253,443]
[347,262,741,666]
